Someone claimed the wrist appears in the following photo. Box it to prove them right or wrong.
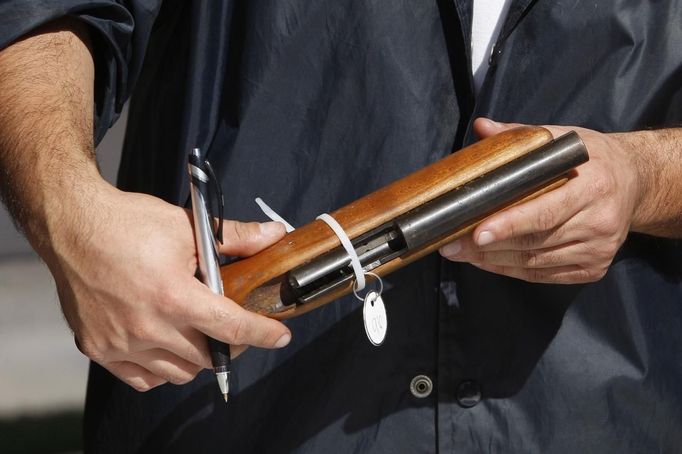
[609,131,643,227]
[24,154,115,264]
[610,129,670,235]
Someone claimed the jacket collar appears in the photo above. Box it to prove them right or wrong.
[490,0,539,67]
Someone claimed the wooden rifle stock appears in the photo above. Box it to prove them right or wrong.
[221,127,588,320]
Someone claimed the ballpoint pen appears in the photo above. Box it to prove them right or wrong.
[187,148,231,402]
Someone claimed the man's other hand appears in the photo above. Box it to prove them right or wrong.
[440,118,642,284]
[53,185,290,392]
[0,19,291,393]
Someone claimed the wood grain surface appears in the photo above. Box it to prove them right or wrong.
[221,126,554,319]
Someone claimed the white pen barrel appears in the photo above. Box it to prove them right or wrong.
[189,177,224,296]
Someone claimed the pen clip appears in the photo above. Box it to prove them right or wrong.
[203,159,224,244]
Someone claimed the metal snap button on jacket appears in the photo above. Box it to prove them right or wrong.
[456,380,482,408]
[410,375,433,398]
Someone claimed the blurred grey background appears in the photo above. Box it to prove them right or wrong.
[0,108,127,453]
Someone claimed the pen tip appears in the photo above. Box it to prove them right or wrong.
[223,393,228,403]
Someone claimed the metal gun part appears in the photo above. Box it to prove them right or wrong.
[281,131,587,307]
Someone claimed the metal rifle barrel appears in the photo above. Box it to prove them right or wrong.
[287,131,587,301]
[395,131,587,249]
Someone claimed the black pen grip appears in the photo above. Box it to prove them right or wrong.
[208,336,230,372]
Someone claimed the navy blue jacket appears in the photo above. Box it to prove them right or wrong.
[2,1,682,452]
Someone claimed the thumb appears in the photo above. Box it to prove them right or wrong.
[219,220,286,257]
[184,280,292,350]
[473,117,525,139]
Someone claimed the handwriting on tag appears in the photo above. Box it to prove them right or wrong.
[363,291,387,346]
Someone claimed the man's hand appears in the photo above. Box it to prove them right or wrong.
[55,184,290,391]
[440,118,682,284]
[0,19,290,392]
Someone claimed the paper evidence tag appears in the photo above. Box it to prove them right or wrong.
[363,291,387,346]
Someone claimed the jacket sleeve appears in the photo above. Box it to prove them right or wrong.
[0,0,163,144]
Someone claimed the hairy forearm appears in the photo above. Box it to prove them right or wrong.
[0,18,104,257]
[614,128,682,237]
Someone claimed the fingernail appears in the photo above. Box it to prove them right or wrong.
[274,333,291,348]
[477,231,495,246]
[260,222,284,236]
[440,240,462,257]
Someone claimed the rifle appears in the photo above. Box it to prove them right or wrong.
[220,127,588,320]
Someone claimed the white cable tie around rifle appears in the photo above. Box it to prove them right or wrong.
[255,197,296,233]
[316,213,366,291]
[255,198,365,290]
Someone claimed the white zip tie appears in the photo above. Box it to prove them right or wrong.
[316,213,366,291]
[255,197,296,233]
[255,198,366,291]
[256,197,385,345]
